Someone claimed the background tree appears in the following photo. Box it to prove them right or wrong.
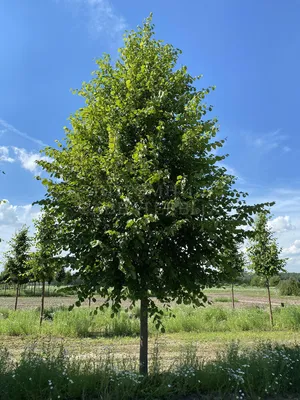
[247,211,287,326]
[28,214,59,325]
[222,245,245,309]
[3,226,31,310]
[55,266,66,286]
[37,16,269,374]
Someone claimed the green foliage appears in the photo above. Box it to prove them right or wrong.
[247,212,287,282]
[214,296,239,303]
[250,275,265,287]
[278,279,300,296]
[28,214,62,283]
[220,245,245,285]
[269,275,281,287]
[280,272,300,281]
[3,226,32,285]
[37,15,268,322]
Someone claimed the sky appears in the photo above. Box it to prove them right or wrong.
[1,0,300,270]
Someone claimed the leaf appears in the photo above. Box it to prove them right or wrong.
[90,240,101,248]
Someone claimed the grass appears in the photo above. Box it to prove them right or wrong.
[213,297,239,303]
[2,305,300,338]
[1,340,300,399]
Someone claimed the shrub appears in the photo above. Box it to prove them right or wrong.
[269,275,281,287]
[278,279,300,296]
[250,275,265,287]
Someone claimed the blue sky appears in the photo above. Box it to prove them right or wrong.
[1,0,300,270]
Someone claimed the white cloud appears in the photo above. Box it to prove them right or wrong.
[283,240,300,256]
[12,147,51,174]
[245,129,290,153]
[59,0,127,39]
[0,201,39,228]
[0,119,47,147]
[0,146,14,163]
[268,216,295,233]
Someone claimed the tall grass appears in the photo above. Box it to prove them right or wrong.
[0,341,300,399]
[1,305,300,337]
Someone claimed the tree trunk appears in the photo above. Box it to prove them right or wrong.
[48,283,50,297]
[139,297,148,375]
[267,279,273,327]
[231,283,235,310]
[33,281,36,296]
[14,284,19,311]
[88,297,91,307]
[40,280,45,326]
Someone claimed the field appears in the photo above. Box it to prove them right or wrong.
[2,286,300,360]
[1,286,300,399]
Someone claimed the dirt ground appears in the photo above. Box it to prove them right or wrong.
[1,287,300,310]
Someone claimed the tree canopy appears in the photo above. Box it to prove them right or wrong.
[37,15,269,372]
[247,212,287,281]
[247,211,287,325]
[4,225,31,285]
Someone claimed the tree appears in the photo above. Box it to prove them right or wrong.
[223,245,245,309]
[247,211,287,326]
[29,214,59,325]
[3,226,31,310]
[55,267,66,286]
[37,15,269,374]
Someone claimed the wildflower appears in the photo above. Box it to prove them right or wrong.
[29,377,32,381]
[168,384,171,388]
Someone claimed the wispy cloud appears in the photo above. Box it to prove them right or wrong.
[245,129,290,153]
[0,119,47,147]
[59,0,127,39]
[220,163,246,184]
[0,146,14,163]
[12,147,51,174]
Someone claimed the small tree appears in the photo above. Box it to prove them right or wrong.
[224,246,245,309]
[37,16,269,374]
[247,212,287,326]
[29,215,59,325]
[3,226,32,310]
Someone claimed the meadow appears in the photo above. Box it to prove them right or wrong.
[1,286,300,399]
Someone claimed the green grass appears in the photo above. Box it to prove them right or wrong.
[213,297,239,303]
[1,305,300,338]
[1,340,300,399]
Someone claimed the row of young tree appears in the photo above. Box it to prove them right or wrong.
[0,16,288,374]
[1,221,71,324]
